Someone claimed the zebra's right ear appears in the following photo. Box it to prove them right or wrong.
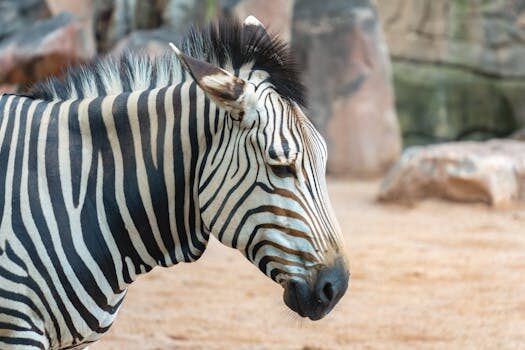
[169,43,256,121]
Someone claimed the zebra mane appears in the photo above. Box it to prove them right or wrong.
[27,17,306,106]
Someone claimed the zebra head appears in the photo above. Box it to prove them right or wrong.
[172,17,349,320]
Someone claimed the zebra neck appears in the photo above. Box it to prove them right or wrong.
[69,82,212,285]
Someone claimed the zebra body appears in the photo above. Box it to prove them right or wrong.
[0,83,207,348]
[0,16,349,350]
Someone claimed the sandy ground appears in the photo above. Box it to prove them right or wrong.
[92,180,525,350]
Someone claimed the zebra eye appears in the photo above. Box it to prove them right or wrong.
[269,163,297,178]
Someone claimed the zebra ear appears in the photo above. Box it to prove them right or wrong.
[243,16,270,39]
[169,43,255,120]
[243,15,265,29]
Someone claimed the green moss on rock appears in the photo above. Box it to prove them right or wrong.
[393,61,523,146]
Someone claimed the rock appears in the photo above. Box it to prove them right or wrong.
[93,0,163,53]
[375,0,525,146]
[223,0,294,42]
[0,0,50,42]
[394,61,522,146]
[0,13,96,86]
[512,128,525,141]
[46,0,93,19]
[292,0,401,176]
[45,0,96,63]
[378,140,525,207]
[94,0,209,53]
[377,0,525,78]
[112,29,182,57]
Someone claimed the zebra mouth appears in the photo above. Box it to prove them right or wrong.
[283,280,308,318]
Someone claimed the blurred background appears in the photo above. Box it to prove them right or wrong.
[1,0,525,179]
[1,1,524,349]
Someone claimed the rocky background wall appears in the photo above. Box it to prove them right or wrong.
[0,0,401,177]
[1,0,524,180]
[376,0,525,146]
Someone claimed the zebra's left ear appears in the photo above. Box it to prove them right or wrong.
[169,43,256,121]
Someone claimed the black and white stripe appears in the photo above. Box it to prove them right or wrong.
[0,16,348,349]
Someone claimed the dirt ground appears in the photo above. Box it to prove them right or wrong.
[92,180,525,350]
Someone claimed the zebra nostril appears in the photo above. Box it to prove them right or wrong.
[322,282,334,303]
[314,260,349,308]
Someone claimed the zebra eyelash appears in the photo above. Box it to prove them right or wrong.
[269,163,297,178]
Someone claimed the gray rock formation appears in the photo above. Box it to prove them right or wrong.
[292,0,401,176]
[94,0,210,53]
[379,140,525,207]
[376,0,525,146]
[0,13,96,86]
[0,0,50,42]
[378,0,525,78]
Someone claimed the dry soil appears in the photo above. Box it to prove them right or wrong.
[92,180,525,350]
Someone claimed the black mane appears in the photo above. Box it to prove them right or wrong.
[27,17,305,106]
[182,17,305,106]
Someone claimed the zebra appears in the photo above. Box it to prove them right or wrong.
[0,16,349,349]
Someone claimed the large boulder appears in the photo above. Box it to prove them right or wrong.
[46,0,93,19]
[376,0,525,146]
[45,0,96,60]
[377,0,525,78]
[0,0,50,42]
[378,140,525,207]
[0,13,96,87]
[94,0,209,53]
[292,0,401,176]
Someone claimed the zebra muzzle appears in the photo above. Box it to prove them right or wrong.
[283,258,349,320]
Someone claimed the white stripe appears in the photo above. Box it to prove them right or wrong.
[0,97,23,249]
[77,99,93,208]
[147,89,160,169]
[0,95,14,149]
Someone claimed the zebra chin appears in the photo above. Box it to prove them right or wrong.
[282,256,349,320]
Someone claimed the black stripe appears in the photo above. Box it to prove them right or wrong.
[67,100,82,208]
[0,96,18,225]
[186,83,206,256]
[0,335,45,349]
[0,307,43,335]
[151,87,178,264]
[172,86,191,261]
[112,92,165,264]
